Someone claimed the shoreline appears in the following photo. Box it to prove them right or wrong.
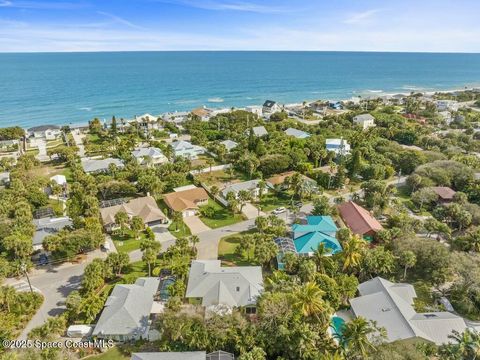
[10,84,480,131]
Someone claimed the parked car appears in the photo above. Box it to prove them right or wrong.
[38,254,48,266]
[272,207,286,215]
[294,201,303,208]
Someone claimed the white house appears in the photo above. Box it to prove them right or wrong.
[353,114,376,130]
[221,179,266,200]
[186,260,263,312]
[439,111,453,124]
[262,100,281,114]
[220,140,238,152]
[251,126,268,137]
[284,128,310,139]
[50,174,67,187]
[245,106,263,117]
[81,157,124,174]
[33,217,73,251]
[27,125,62,140]
[350,277,467,345]
[326,138,351,156]
[132,147,168,165]
[436,100,459,112]
[171,140,205,159]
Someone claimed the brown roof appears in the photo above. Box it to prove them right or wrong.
[163,187,209,212]
[430,186,456,200]
[337,201,383,236]
[191,107,210,117]
[266,171,297,186]
[100,196,167,226]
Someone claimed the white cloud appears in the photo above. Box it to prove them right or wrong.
[343,9,380,25]
[97,11,145,30]
[155,0,292,14]
[0,0,84,10]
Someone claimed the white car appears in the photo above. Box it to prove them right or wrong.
[272,207,286,215]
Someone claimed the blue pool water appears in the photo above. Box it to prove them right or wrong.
[1,51,480,128]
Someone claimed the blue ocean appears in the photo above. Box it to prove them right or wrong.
[1,51,480,128]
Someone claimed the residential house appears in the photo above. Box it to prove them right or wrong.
[436,100,459,112]
[0,139,19,151]
[350,277,467,345]
[100,196,168,232]
[27,125,62,140]
[337,201,383,241]
[292,216,341,255]
[220,140,238,152]
[328,101,343,110]
[439,111,453,124]
[93,277,161,341]
[262,100,281,114]
[163,187,209,217]
[186,260,263,313]
[133,113,161,132]
[221,179,266,200]
[171,140,205,160]
[0,171,10,186]
[131,351,234,360]
[284,128,310,139]
[245,105,263,117]
[132,147,168,165]
[353,114,376,130]
[326,138,351,156]
[191,107,212,121]
[430,186,456,203]
[81,157,124,174]
[161,111,189,124]
[50,174,67,187]
[33,217,73,251]
[251,126,268,137]
[266,171,317,191]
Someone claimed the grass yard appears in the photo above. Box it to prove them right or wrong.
[258,192,293,211]
[199,199,245,228]
[195,168,249,187]
[112,231,146,253]
[89,347,130,360]
[168,219,191,239]
[47,198,64,216]
[218,230,257,266]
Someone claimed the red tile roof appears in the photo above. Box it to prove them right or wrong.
[337,201,383,236]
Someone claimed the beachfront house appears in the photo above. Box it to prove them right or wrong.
[221,179,266,200]
[186,260,263,314]
[133,114,161,132]
[436,100,459,112]
[100,196,168,232]
[93,277,161,341]
[27,125,62,140]
[350,277,467,345]
[326,138,351,156]
[171,140,205,160]
[191,107,212,121]
[33,216,73,251]
[220,140,238,152]
[131,351,234,360]
[0,139,19,152]
[163,186,209,217]
[353,114,376,130]
[81,157,124,174]
[245,106,263,117]
[262,100,281,114]
[284,128,310,139]
[328,101,343,110]
[132,147,168,165]
[337,201,383,241]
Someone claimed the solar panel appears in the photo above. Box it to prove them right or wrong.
[100,198,126,208]
[33,207,55,219]
[274,237,297,253]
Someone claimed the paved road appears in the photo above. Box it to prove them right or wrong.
[71,129,86,158]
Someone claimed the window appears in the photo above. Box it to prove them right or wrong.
[245,307,256,314]
[236,286,240,292]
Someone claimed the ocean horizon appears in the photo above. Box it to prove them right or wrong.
[1,51,480,128]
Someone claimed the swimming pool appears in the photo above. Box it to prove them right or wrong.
[330,316,346,339]
[159,277,176,302]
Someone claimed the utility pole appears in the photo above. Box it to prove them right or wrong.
[21,262,34,293]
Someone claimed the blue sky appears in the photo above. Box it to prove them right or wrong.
[0,0,479,52]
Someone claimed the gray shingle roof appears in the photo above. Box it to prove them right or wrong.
[284,128,310,139]
[353,114,375,122]
[132,147,165,159]
[350,277,467,345]
[93,278,160,337]
[220,140,238,151]
[33,217,73,246]
[81,157,124,173]
[221,179,261,198]
[186,260,263,308]
[252,126,268,137]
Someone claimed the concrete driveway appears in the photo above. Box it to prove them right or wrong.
[183,216,211,234]
[241,202,264,219]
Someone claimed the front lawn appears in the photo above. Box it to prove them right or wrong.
[258,192,293,211]
[168,219,191,239]
[218,230,257,266]
[112,231,146,253]
[89,347,130,360]
[199,199,245,228]
[195,168,250,187]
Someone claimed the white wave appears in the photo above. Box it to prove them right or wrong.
[78,107,92,111]
[207,97,224,103]
[366,89,383,93]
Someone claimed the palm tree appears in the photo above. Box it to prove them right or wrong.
[341,317,382,359]
[444,329,480,359]
[292,282,330,322]
[0,286,17,313]
[342,234,366,272]
[312,243,333,274]
[172,211,183,232]
[210,185,219,199]
[189,235,200,252]
[206,157,215,173]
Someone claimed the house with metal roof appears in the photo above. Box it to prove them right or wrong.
[171,140,205,160]
[326,138,351,156]
[32,216,73,251]
[93,277,160,341]
[27,125,61,140]
[221,179,267,200]
[131,351,234,360]
[262,100,281,114]
[186,260,263,312]
[251,126,268,137]
[350,277,468,345]
[353,114,376,130]
[284,127,310,139]
[132,147,168,165]
[220,140,238,152]
[81,157,124,174]
[337,201,383,241]
[292,216,341,255]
